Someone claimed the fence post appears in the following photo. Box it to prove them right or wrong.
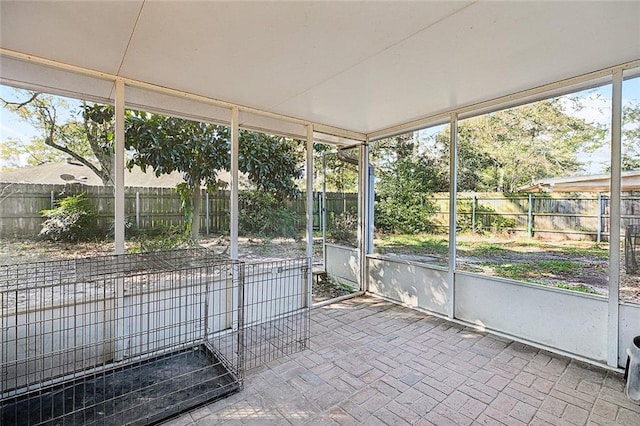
[597,192,602,243]
[527,193,533,238]
[205,191,210,235]
[135,191,140,228]
[50,190,55,209]
[317,192,322,230]
[472,195,477,233]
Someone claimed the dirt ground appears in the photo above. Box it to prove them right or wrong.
[2,236,639,304]
[375,235,640,304]
[0,237,349,303]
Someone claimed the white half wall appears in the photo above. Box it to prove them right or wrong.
[364,256,639,367]
[325,243,359,288]
[620,303,640,367]
[367,255,450,317]
[455,273,608,363]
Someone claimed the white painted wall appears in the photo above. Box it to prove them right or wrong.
[1,298,110,392]
[367,255,450,316]
[455,273,608,362]
[325,243,359,288]
[123,277,231,359]
[242,263,306,326]
[364,257,621,365]
[620,303,640,367]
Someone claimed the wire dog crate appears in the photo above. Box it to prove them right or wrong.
[0,249,310,425]
[626,225,640,274]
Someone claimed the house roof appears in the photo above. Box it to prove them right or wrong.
[519,170,640,193]
[1,2,638,139]
[0,159,190,188]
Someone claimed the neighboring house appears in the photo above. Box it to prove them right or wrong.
[519,170,640,193]
[0,158,236,188]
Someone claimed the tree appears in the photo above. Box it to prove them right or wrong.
[434,98,605,192]
[622,102,640,171]
[313,145,359,193]
[1,90,115,185]
[371,133,448,233]
[125,111,304,239]
[0,138,23,170]
[1,87,304,240]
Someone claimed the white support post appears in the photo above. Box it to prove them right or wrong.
[230,107,239,261]
[471,195,476,233]
[597,193,603,243]
[528,193,534,238]
[322,152,328,263]
[228,107,240,330]
[112,79,126,361]
[135,191,140,228]
[608,70,623,368]
[306,124,314,308]
[114,79,125,255]
[447,113,458,319]
[358,141,370,292]
[205,192,210,235]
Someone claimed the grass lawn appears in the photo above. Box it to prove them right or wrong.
[374,232,613,297]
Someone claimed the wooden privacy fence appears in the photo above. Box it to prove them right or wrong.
[429,192,640,241]
[4,182,640,241]
[0,183,358,238]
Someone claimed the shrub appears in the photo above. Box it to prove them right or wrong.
[107,216,138,239]
[329,212,358,246]
[239,190,300,239]
[39,193,98,242]
[375,197,437,234]
[130,225,194,253]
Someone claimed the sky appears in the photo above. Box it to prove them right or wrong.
[2,78,640,174]
[0,86,34,143]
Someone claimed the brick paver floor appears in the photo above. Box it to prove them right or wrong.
[163,295,639,425]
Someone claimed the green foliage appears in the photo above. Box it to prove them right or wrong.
[239,132,303,198]
[239,190,300,239]
[330,277,355,292]
[372,133,446,234]
[458,241,507,257]
[0,89,115,185]
[536,260,579,274]
[125,111,304,238]
[0,138,25,170]
[316,147,359,192]
[554,283,600,295]
[125,112,304,197]
[621,102,640,171]
[39,193,98,242]
[176,182,194,236]
[375,196,437,234]
[484,259,579,282]
[434,98,606,192]
[107,216,138,239]
[490,263,535,282]
[375,234,449,258]
[129,226,194,253]
[329,212,358,246]
[558,243,609,259]
[125,112,229,189]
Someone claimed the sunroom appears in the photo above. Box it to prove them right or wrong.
[1,1,640,424]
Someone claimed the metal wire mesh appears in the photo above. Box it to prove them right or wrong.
[241,259,310,370]
[0,249,310,425]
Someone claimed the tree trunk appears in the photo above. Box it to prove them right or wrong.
[191,188,202,240]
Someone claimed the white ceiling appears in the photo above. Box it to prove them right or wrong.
[1,1,639,136]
